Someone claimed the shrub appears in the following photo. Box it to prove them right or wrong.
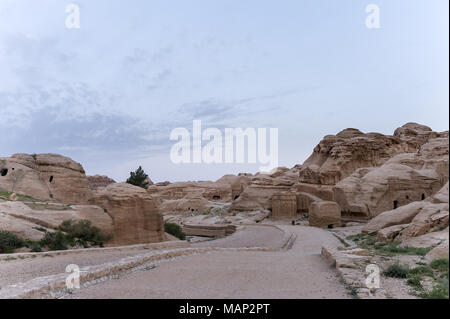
[164,222,185,240]
[383,263,410,278]
[376,243,432,256]
[126,166,150,189]
[0,231,26,254]
[407,274,423,290]
[420,278,449,299]
[408,265,434,277]
[30,242,42,252]
[430,258,449,272]
[59,219,109,246]
[40,231,71,251]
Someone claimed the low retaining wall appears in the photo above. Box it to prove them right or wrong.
[0,240,189,261]
[182,224,236,238]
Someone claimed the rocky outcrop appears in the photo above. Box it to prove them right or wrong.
[0,154,92,204]
[334,137,449,220]
[230,167,300,211]
[0,201,113,241]
[299,123,447,185]
[363,183,448,234]
[309,201,341,228]
[87,175,116,191]
[361,183,449,252]
[148,174,254,213]
[425,240,449,261]
[90,183,165,245]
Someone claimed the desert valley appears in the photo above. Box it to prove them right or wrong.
[0,122,448,299]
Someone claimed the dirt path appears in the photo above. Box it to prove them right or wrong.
[64,226,350,299]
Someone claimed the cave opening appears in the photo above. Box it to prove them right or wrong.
[1,168,8,177]
[393,200,399,209]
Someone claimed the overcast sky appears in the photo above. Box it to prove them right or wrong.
[0,0,448,182]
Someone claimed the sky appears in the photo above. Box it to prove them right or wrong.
[0,0,448,182]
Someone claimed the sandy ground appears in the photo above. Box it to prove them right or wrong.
[64,226,350,299]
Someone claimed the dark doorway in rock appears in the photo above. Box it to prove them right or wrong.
[1,168,8,176]
[327,224,334,229]
[49,176,54,183]
[233,194,240,200]
[421,193,425,200]
[393,200,399,209]
[213,195,221,200]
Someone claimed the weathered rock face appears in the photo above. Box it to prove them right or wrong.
[90,183,165,245]
[0,201,113,241]
[271,192,297,220]
[0,154,92,204]
[334,137,449,220]
[148,178,234,213]
[87,175,116,192]
[363,183,449,234]
[362,183,449,253]
[299,123,447,186]
[308,201,341,228]
[230,167,301,212]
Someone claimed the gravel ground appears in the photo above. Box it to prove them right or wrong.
[64,226,350,299]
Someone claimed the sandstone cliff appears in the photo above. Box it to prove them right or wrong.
[0,153,92,204]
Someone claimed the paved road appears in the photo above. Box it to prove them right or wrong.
[64,226,349,299]
[191,225,287,249]
[0,225,285,288]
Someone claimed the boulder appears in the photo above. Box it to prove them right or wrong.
[309,201,341,228]
[425,240,449,261]
[90,183,165,245]
[398,229,448,248]
[377,224,409,242]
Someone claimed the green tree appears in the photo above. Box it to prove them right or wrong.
[126,166,150,189]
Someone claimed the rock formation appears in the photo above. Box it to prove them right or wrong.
[90,183,165,245]
[87,175,116,191]
[309,201,341,228]
[0,201,113,241]
[148,174,251,213]
[334,136,448,220]
[299,123,446,185]
[361,183,448,254]
[0,153,92,204]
